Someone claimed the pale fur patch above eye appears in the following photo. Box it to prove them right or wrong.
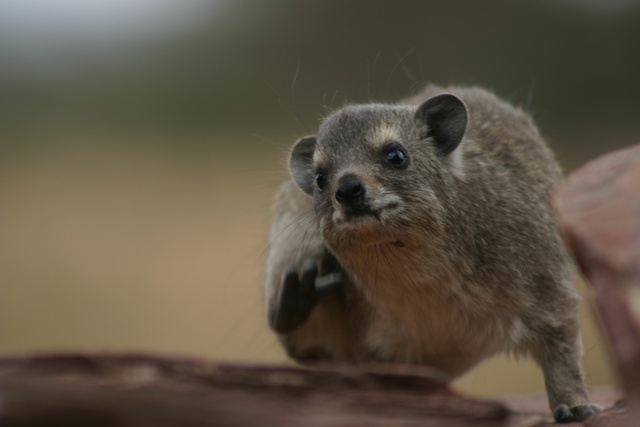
[313,148,330,169]
[369,124,401,148]
[371,123,465,179]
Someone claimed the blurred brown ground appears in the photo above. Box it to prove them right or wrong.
[0,136,616,399]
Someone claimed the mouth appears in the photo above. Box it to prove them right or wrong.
[344,206,380,220]
[323,201,410,251]
[333,201,401,226]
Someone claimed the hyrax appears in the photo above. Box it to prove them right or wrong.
[264,85,600,422]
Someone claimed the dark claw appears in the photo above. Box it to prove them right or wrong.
[315,272,343,295]
[299,260,319,311]
[269,261,343,334]
[269,266,305,333]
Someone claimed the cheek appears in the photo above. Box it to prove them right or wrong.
[318,215,337,248]
[314,194,336,220]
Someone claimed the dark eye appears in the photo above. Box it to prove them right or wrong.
[384,145,409,168]
[315,172,327,191]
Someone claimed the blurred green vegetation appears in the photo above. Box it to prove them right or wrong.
[1,0,639,165]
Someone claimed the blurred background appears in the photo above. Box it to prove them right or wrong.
[1,0,638,399]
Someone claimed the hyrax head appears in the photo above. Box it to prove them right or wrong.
[289,94,468,249]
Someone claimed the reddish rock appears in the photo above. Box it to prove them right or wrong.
[554,142,640,427]
[0,354,509,427]
[0,354,625,427]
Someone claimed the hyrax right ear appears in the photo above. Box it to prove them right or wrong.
[415,93,468,157]
[289,136,317,195]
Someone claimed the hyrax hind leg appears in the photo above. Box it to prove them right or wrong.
[269,260,342,334]
[268,258,358,362]
[527,291,601,423]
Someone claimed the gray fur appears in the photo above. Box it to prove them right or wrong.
[264,85,600,422]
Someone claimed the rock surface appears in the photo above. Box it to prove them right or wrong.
[0,353,623,427]
[0,354,509,427]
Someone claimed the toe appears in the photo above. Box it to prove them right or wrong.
[553,403,602,423]
[571,404,602,422]
[553,404,573,423]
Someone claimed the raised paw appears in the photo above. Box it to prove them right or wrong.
[553,403,602,423]
[268,260,342,334]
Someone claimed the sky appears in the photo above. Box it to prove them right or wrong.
[0,0,220,45]
[1,0,636,48]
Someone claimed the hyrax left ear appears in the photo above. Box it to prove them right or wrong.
[289,136,317,195]
[415,93,468,157]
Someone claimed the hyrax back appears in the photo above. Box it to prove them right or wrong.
[264,85,600,422]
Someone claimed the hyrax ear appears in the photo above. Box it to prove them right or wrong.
[415,93,468,157]
[289,136,317,195]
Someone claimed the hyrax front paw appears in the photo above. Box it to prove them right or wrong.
[553,403,602,423]
[268,260,342,334]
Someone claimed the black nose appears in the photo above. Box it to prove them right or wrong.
[335,176,366,205]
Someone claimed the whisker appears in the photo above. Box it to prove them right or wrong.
[385,47,416,98]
